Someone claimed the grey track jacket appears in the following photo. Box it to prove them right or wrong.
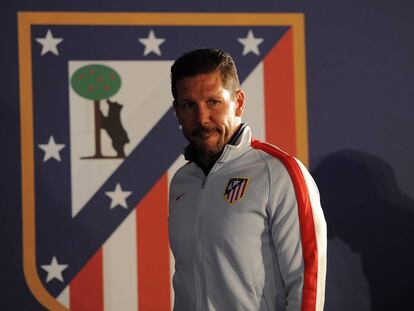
[168,125,327,311]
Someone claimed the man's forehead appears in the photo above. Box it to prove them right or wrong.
[176,72,226,96]
[178,70,221,84]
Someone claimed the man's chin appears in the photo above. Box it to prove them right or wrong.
[197,143,223,158]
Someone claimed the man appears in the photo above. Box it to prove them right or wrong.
[168,48,326,311]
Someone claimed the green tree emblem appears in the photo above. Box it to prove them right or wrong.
[71,64,129,158]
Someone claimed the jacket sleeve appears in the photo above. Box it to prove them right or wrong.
[268,157,327,311]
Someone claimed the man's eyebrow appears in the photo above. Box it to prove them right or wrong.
[206,97,222,102]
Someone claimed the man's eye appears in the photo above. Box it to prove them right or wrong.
[207,100,220,106]
[180,102,194,109]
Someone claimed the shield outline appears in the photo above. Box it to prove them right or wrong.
[18,12,308,310]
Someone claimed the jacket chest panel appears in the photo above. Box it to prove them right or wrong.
[199,165,270,249]
[169,158,271,264]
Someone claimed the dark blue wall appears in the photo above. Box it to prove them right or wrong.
[1,1,413,309]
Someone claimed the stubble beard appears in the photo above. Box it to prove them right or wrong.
[186,127,225,165]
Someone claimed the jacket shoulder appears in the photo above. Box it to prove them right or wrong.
[251,139,309,182]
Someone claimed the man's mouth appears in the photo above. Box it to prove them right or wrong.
[192,128,218,138]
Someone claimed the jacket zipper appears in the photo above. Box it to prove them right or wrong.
[194,176,208,310]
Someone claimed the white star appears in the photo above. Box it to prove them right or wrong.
[138,30,166,56]
[238,30,264,56]
[38,136,65,162]
[105,183,132,209]
[41,256,68,283]
[35,29,63,56]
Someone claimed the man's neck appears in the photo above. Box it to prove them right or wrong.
[197,152,221,176]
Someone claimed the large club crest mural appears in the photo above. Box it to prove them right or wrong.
[18,12,308,310]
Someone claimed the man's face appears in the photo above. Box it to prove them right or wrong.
[174,70,245,161]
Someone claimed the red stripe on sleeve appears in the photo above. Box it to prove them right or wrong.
[251,140,318,311]
[136,174,171,310]
[70,248,104,311]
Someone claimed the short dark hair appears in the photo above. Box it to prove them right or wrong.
[170,48,240,100]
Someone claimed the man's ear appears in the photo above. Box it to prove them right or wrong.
[235,90,245,117]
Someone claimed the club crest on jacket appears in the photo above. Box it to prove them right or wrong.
[224,177,249,205]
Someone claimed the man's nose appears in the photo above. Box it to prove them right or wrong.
[195,103,210,124]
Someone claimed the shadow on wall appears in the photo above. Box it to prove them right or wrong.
[312,150,414,311]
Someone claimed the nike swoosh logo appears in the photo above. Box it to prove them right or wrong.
[176,192,186,201]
